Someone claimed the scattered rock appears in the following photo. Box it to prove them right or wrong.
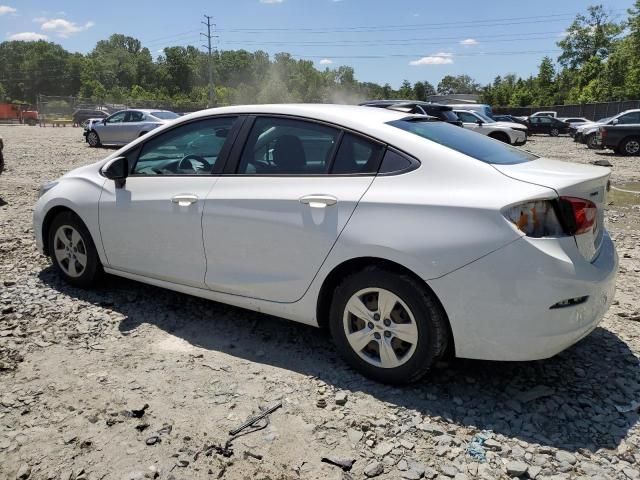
[16,464,31,479]
[335,392,348,406]
[373,441,393,456]
[145,436,160,446]
[506,461,528,476]
[555,451,577,465]
[321,456,355,471]
[364,461,384,478]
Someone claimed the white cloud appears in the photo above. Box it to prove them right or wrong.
[319,58,333,65]
[409,52,453,66]
[38,17,95,37]
[8,31,48,41]
[259,0,284,3]
[0,5,16,15]
[460,38,478,46]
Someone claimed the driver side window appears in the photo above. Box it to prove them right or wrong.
[107,111,126,123]
[132,117,237,176]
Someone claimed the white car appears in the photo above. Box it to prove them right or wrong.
[454,110,528,145]
[33,104,617,384]
[530,111,557,118]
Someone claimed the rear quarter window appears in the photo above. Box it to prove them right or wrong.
[388,119,537,165]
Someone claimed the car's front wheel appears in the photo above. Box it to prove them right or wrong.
[329,267,448,384]
[48,212,102,288]
[550,128,560,137]
[86,130,101,148]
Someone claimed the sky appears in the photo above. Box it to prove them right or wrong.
[0,0,635,88]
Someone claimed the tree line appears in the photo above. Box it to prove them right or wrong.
[0,2,638,108]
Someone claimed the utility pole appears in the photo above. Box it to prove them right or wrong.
[201,15,218,107]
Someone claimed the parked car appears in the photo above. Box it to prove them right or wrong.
[530,111,557,118]
[526,116,570,136]
[558,117,590,126]
[84,109,180,147]
[597,124,640,155]
[493,114,528,128]
[33,104,617,384]
[576,110,640,148]
[0,136,4,175]
[453,109,527,145]
[445,103,494,119]
[72,109,108,127]
[360,100,463,126]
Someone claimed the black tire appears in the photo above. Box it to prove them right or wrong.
[488,132,510,144]
[48,211,103,288]
[620,137,640,156]
[586,133,599,149]
[0,150,4,175]
[329,266,448,385]
[550,128,560,137]
[26,118,37,126]
[87,130,101,148]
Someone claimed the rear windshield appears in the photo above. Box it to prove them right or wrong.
[151,111,179,120]
[388,119,537,165]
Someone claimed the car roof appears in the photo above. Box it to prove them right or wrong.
[182,104,410,130]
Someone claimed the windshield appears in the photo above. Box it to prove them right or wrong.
[388,119,537,165]
[440,110,461,122]
[150,111,180,120]
[475,112,495,123]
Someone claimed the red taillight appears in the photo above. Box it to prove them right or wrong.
[559,196,597,234]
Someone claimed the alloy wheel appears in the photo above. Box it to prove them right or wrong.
[625,140,640,155]
[87,132,99,147]
[53,225,88,278]
[550,128,559,137]
[342,288,418,369]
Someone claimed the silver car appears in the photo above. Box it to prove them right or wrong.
[84,109,179,147]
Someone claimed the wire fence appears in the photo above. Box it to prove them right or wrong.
[36,95,208,126]
[494,100,640,120]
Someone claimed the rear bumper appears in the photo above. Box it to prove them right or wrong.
[430,232,618,361]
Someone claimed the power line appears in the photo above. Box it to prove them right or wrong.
[201,15,218,107]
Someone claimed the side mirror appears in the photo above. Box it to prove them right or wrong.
[101,156,128,188]
[611,118,619,125]
[476,120,484,126]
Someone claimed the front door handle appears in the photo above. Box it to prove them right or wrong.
[171,194,198,206]
[299,194,338,208]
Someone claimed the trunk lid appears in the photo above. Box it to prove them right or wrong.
[492,158,610,261]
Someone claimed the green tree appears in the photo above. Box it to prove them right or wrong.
[437,75,480,94]
[557,5,624,69]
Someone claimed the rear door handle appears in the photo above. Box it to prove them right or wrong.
[299,194,338,208]
[171,194,198,206]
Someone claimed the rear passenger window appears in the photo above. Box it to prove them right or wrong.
[379,149,414,174]
[238,117,339,174]
[331,133,384,174]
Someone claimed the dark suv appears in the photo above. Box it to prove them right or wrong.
[360,100,463,126]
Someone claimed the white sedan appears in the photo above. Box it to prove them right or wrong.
[34,104,617,384]
[454,109,528,145]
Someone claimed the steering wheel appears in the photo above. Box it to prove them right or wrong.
[178,154,211,173]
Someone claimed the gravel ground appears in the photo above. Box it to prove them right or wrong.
[0,127,639,480]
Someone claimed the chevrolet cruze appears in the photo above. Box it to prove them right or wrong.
[34,104,618,384]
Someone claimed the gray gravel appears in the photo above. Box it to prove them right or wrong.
[0,126,639,479]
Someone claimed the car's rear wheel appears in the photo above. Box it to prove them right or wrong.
[87,131,101,148]
[586,133,599,149]
[550,128,560,137]
[48,212,102,288]
[329,267,448,384]
[621,137,640,156]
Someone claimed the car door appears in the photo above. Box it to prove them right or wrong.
[121,110,146,144]
[99,115,240,287]
[99,111,127,144]
[202,116,384,303]
[457,111,486,133]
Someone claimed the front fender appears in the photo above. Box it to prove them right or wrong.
[33,170,106,263]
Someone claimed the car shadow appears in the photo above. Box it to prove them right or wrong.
[0,197,7,207]
[39,266,639,453]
